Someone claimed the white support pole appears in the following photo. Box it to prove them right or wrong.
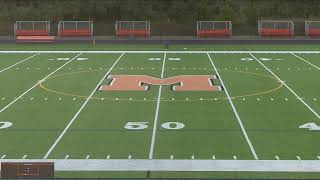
[48,21,50,35]
[91,21,93,36]
[58,22,60,37]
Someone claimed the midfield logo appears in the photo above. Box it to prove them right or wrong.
[99,75,223,91]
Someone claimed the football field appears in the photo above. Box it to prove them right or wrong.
[0,50,320,168]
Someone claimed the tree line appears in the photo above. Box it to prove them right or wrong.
[0,0,319,25]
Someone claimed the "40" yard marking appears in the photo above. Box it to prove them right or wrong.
[299,123,320,131]
[0,122,12,129]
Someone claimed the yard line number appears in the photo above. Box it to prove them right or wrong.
[0,122,12,129]
[49,57,88,61]
[241,58,284,61]
[299,123,320,131]
[124,121,185,130]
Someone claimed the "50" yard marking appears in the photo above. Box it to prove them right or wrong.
[124,121,185,130]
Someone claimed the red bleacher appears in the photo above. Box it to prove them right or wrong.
[15,29,54,43]
[306,29,320,37]
[116,29,150,37]
[259,29,294,37]
[16,36,55,43]
[15,30,49,36]
[197,29,232,37]
[59,29,92,36]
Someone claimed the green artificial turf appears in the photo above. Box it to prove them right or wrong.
[0,47,319,179]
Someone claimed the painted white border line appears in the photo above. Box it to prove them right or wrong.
[0,53,39,73]
[291,53,320,70]
[149,52,166,159]
[207,53,258,160]
[1,159,320,172]
[43,52,125,159]
[0,53,82,113]
[1,50,320,54]
[250,53,320,119]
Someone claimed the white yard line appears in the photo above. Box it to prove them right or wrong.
[207,53,258,160]
[0,53,39,73]
[291,53,320,70]
[43,53,125,159]
[249,53,320,120]
[0,53,82,113]
[149,52,166,160]
[1,50,320,54]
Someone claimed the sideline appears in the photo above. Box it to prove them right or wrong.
[1,159,320,172]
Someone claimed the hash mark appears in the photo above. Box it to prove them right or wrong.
[1,155,6,159]
[275,156,280,160]
[22,155,27,159]
[233,156,237,160]
[64,155,69,159]
[296,156,301,160]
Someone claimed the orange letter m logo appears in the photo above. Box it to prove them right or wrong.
[99,75,222,91]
